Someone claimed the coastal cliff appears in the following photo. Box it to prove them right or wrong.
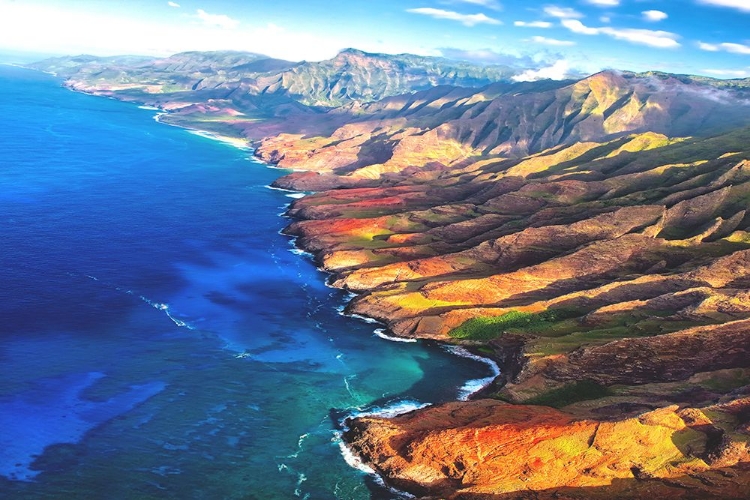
[30,52,750,498]
[260,70,750,498]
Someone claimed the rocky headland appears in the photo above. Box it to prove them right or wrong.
[30,51,750,498]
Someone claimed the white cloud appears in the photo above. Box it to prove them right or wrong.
[642,10,668,22]
[514,20,553,28]
[586,0,620,6]
[698,41,750,54]
[703,68,750,77]
[196,9,240,30]
[699,42,720,51]
[544,6,584,18]
[562,19,600,35]
[453,0,502,10]
[719,43,750,54]
[406,8,501,26]
[167,1,180,7]
[696,0,750,12]
[513,60,574,81]
[602,28,680,48]
[600,16,611,23]
[561,19,680,48]
[530,36,575,46]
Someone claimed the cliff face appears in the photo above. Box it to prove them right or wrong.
[260,73,750,497]
[345,399,750,499]
[33,52,750,498]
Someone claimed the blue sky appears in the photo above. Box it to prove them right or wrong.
[1,0,749,79]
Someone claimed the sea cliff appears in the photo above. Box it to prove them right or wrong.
[30,51,750,498]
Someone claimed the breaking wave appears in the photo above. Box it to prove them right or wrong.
[442,345,501,400]
[373,328,417,343]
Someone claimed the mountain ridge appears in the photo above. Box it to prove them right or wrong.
[29,48,520,110]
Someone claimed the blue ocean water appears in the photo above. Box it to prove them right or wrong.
[0,65,494,499]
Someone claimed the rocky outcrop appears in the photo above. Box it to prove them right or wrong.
[345,399,750,499]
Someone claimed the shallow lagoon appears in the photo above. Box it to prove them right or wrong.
[0,66,492,499]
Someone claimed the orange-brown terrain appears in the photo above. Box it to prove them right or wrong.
[32,52,750,498]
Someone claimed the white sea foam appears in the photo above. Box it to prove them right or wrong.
[266,184,310,197]
[346,399,430,422]
[335,429,417,499]
[289,248,314,258]
[286,433,309,459]
[137,105,160,111]
[343,375,359,401]
[373,328,418,343]
[442,345,501,401]
[139,296,196,330]
[265,184,295,193]
[335,400,433,498]
[283,236,314,258]
[337,436,377,475]
[294,472,308,498]
[341,311,381,325]
[185,130,250,150]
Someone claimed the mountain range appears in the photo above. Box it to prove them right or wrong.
[29,49,750,499]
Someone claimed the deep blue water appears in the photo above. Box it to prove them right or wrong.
[0,65,493,499]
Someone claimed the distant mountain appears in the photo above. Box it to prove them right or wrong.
[26,54,155,76]
[269,48,518,106]
[27,51,298,96]
[28,48,520,110]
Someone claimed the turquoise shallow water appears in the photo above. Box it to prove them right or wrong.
[0,65,493,499]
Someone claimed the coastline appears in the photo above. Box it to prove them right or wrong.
[152,113,251,150]
[277,199,505,495]
[23,60,750,498]
[167,115,507,490]
[54,80,505,491]
[21,67,750,499]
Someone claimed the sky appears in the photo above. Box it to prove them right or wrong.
[1,0,750,79]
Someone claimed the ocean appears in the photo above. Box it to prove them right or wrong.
[0,65,495,499]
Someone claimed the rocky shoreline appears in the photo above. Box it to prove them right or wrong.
[258,123,750,497]
[32,53,750,498]
[280,192,750,499]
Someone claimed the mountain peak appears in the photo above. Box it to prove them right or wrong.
[337,48,369,57]
[332,48,389,66]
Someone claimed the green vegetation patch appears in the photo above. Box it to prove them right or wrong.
[524,380,613,408]
[699,369,750,392]
[448,308,580,340]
